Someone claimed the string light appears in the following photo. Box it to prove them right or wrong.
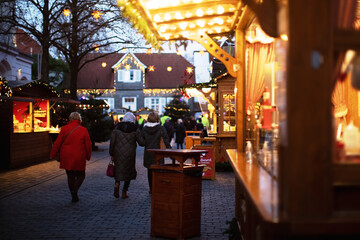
[143,89,178,96]
[186,67,193,74]
[146,49,152,55]
[94,44,99,51]
[148,65,155,71]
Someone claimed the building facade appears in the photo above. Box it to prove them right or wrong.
[77,52,196,115]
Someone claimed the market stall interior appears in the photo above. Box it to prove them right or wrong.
[117,0,360,239]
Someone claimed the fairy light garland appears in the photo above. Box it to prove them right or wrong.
[64,89,116,97]
[143,88,179,96]
[0,77,13,100]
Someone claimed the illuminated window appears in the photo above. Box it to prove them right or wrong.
[118,69,141,82]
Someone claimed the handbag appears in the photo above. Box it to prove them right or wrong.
[106,159,115,177]
[160,137,166,149]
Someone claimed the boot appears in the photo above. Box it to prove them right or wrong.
[122,190,129,199]
[71,191,79,203]
[114,185,120,198]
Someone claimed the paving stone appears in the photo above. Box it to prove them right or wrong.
[0,141,235,240]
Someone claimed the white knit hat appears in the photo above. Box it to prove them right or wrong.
[123,112,136,123]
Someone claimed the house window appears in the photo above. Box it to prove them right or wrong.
[122,97,137,111]
[144,97,166,115]
[118,69,141,82]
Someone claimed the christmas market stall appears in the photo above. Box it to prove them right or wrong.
[117,0,360,239]
[0,80,61,169]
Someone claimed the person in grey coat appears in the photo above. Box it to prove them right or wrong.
[109,112,145,199]
[141,112,171,194]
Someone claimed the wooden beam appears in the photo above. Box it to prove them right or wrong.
[334,29,360,51]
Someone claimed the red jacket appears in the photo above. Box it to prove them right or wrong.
[50,120,92,171]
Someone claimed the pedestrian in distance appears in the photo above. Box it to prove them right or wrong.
[50,112,92,203]
[163,117,174,147]
[109,112,145,199]
[175,118,186,149]
[141,112,171,194]
[195,118,204,131]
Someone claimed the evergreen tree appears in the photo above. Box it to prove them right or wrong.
[163,94,191,123]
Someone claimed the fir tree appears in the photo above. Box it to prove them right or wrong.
[163,94,191,123]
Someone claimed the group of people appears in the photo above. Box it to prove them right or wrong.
[50,111,189,202]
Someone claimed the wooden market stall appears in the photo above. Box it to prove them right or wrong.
[117,0,360,239]
[0,80,61,169]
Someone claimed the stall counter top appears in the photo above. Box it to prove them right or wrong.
[226,149,279,223]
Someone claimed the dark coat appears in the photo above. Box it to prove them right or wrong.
[50,120,92,171]
[109,122,145,181]
[141,123,171,168]
[175,123,186,144]
[163,121,174,139]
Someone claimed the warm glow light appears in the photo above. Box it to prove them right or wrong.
[92,10,103,20]
[186,67,193,74]
[164,13,171,21]
[176,50,182,55]
[175,12,183,19]
[197,20,205,28]
[94,44,99,51]
[154,14,161,22]
[280,34,288,41]
[18,68,21,76]
[148,65,155,71]
[179,22,188,30]
[101,62,107,68]
[167,66,172,71]
[217,6,225,14]
[125,64,131,70]
[196,9,204,17]
[199,50,205,56]
[63,9,71,17]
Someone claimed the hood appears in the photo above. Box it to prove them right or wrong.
[143,123,161,134]
[116,121,138,133]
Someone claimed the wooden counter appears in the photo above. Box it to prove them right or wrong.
[226,149,279,223]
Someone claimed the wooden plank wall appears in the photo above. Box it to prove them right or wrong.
[10,132,52,169]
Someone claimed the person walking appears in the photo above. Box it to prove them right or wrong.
[141,112,171,194]
[163,118,174,148]
[109,112,145,199]
[50,112,92,203]
[175,118,186,149]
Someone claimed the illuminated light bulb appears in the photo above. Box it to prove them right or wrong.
[159,25,167,32]
[94,44,99,51]
[186,67,193,73]
[207,9,214,15]
[217,6,225,14]
[172,0,180,6]
[197,20,205,27]
[125,64,131,70]
[196,9,204,17]
[189,23,196,28]
[185,12,192,18]
[179,22,188,30]
[175,12,183,19]
[280,34,288,41]
[154,14,161,22]
[164,13,171,21]
[177,50,182,55]
[229,7,236,12]
[216,28,222,33]
[164,34,170,40]
[170,25,177,31]
[148,65,155,71]
[208,29,214,34]
[92,10,103,20]
[167,66,172,71]
[215,17,224,25]
[174,34,180,38]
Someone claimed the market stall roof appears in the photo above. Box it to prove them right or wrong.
[117,0,244,46]
[10,81,60,99]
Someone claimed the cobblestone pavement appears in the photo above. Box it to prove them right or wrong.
[0,141,235,240]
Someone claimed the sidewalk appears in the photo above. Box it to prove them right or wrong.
[0,141,235,240]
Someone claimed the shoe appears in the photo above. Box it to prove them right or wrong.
[114,186,120,198]
[122,190,129,199]
[71,191,79,203]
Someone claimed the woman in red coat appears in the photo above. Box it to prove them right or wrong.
[50,112,92,202]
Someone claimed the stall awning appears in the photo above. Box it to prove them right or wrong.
[118,0,244,44]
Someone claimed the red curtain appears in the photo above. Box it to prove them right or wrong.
[245,42,275,109]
